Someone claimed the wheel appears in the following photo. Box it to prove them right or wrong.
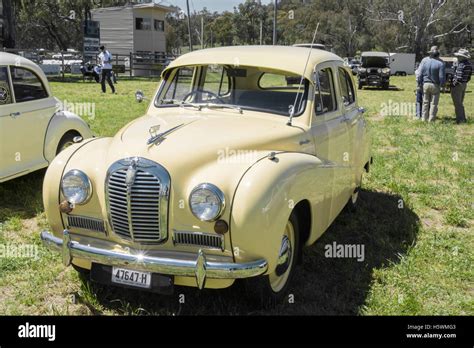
[346,175,362,212]
[358,82,363,90]
[382,83,389,90]
[244,212,300,306]
[56,131,79,155]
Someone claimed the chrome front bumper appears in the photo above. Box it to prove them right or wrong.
[41,230,268,289]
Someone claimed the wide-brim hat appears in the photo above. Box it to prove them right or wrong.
[428,46,439,54]
[454,48,471,59]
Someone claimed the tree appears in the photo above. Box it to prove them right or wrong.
[2,0,18,48]
[366,0,472,59]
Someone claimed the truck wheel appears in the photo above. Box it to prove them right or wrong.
[244,212,300,306]
[358,82,363,90]
[56,131,79,155]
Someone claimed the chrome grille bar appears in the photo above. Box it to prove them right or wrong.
[106,158,170,244]
[173,231,224,251]
[67,215,106,234]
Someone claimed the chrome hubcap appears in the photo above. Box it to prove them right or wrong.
[269,220,295,293]
[275,235,291,276]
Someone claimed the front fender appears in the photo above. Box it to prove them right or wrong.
[44,110,94,162]
[230,152,334,274]
[43,138,103,238]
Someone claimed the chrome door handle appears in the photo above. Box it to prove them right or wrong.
[10,112,21,118]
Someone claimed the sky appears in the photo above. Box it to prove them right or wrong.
[158,0,273,13]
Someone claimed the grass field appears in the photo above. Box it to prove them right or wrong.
[0,76,472,315]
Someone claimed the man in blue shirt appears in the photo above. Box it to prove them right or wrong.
[451,48,472,124]
[417,46,446,122]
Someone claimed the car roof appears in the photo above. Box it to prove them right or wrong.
[0,52,51,94]
[164,45,343,81]
[361,51,390,57]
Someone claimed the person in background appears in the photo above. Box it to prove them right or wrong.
[98,45,116,94]
[415,56,429,119]
[450,48,472,124]
[417,46,445,122]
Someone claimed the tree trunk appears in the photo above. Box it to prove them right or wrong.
[2,0,17,48]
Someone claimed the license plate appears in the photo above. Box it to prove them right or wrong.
[111,267,151,289]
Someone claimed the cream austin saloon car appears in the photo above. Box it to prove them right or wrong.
[0,53,93,182]
[41,46,371,302]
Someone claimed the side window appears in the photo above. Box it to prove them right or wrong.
[0,67,13,105]
[203,65,230,98]
[315,68,336,115]
[338,68,355,106]
[160,67,195,104]
[9,67,48,103]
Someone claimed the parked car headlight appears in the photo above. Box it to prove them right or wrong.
[61,170,92,205]
[358,68,366,74]
[189,183,225,221]
[382,68,391,75]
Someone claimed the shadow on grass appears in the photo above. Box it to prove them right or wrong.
[76,189,420,315]
[361,86,404,91]
[0,170,46,223]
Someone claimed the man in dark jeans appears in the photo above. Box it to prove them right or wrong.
[451,48,472,124]
[98,45,116,94]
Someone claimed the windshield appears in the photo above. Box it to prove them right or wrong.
[361,56,389,68]
[155,64,309,116]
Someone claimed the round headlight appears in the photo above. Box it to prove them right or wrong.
[189,183,225,221]
[61,170,92,205]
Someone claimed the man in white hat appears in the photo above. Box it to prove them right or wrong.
[417,46,446,122]
[451,48,472,124]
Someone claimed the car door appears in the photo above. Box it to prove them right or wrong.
[310,62,351,225]
[1,65,56,180]
[0,65,19,180]
[337,67,364,192]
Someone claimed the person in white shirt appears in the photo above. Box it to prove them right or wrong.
[98,46,116,94]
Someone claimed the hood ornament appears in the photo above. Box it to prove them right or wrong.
[125,157,139,187]
[147,124,185,146]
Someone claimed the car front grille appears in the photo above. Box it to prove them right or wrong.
[67,215,106,233]
[173,231,224,250]
[106,158,170,244]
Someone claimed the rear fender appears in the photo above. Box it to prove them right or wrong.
[44,110,94,162]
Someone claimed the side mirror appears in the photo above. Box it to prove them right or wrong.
[135,90,145,103]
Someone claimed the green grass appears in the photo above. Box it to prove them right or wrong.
[0,76,472,315]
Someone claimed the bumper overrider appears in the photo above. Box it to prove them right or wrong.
[41,230,268,289]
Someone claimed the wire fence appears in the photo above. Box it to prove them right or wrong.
[2,48,173,80]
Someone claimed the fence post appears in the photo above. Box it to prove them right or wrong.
[61,52,65,80]
[130,52,133,78]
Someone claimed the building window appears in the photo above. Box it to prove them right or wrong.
[135,17,151,30]
[154,19,164,32]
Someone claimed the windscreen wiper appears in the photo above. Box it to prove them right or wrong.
[201,103,243,114]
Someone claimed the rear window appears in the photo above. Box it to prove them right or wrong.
[259,73,304,90]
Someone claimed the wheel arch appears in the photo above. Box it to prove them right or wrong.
[44,111,93,162]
